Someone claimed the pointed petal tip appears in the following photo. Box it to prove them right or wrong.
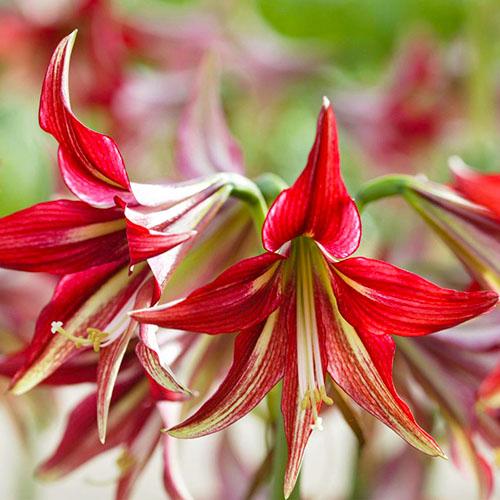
[322,95,331,109]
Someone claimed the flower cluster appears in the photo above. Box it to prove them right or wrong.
[0,29,499,500]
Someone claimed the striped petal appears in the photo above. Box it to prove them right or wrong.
[132,253,283,333]
[126,219,194,265]
[10,262,149,395]
[263,99,360,259]
[97,281,156,444]
[136,322,193,396]
[451,158,500,218]
[0,200,127,273]
[127,182,232,300]
[39,31,134,208]
[331,257,498,337]
[177,54,244,178]
[281,294,323,498]
[168,312,285,438]
[315,277,444,457]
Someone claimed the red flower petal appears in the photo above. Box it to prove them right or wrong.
[132,253,283,333]
[177,54,244,178]
[315,280,444,456]
[37,378,151,480]
[331,257,498,337]
[10,262,149,394]
[136,323,193,396]
[39,31,134,208]
[128,182,232,300]
[263,99,361,258]
[451,158,500,219]
[126,219,195,265]
[280,292,323,498]
[0,200,127,273]
[168,313,285,438]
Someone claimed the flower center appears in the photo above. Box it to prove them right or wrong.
[294,238,333,430]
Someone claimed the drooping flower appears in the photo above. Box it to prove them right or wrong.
[132,98,498,497]
[395,310,500,498]
[394,157,500,293]
[0,32,243,444]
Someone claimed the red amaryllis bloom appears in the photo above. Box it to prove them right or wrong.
[133,99,498,497]
[396,311,500,498]
[0,32,237,445]
[399,157,500,293]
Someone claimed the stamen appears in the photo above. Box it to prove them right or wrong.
[294,239,334,431]
[51,321,109,352]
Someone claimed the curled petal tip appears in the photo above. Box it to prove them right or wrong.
[448,155,469,174]
[322,95,331,109]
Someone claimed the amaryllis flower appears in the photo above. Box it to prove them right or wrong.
[335,36,449,169]
[0,32,242,445]
[132,99,497,497]
[395,311,500,498]
[391,157,500,293]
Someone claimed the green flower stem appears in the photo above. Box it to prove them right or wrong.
[355,174,413,212]
[227,173,268,235]
[256,173,288,204]
[269,385,300,500]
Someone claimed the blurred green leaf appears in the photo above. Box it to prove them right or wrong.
[0,95,53,216]
[257,0,466,69]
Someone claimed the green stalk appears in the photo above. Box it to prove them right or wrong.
[227,173,268,234]
[269,385,301,500]
[355,174,413,212]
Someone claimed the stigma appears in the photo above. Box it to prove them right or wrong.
[294,238,333,431]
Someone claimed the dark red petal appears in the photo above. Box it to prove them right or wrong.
[263,99,361,258]
[0,200,127,273]
[10,262,149,394]
[168,314,285,438]
[315,279,444,456]
[332,257,498,337]
[39,32,134,208]
[132,253,283,333]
